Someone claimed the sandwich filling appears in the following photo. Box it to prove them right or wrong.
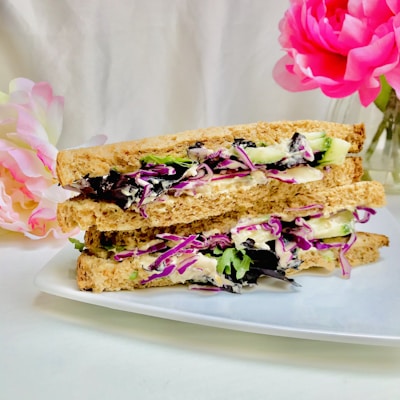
[65,132,351,216]
[79,206,375,292]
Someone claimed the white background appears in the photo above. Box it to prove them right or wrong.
[0,0,331,149]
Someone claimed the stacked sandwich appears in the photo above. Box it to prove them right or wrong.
[57,120,389,293]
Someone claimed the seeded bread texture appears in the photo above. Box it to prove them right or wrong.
[76,232,388,292]
[58,176,383,234]
[289,232,389,275]
[57,158,366,233]
[57,120,365,186]
[84,174,379,254]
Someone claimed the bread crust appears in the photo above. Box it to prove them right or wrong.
[57,158,368,232]
[76,232,389,292]
[58,178,384,234]
[57,120,365,186]
[289,232,389,275]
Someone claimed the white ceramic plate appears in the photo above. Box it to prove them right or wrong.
[35,208,400,347]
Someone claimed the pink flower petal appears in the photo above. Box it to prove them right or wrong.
[273,0,400,105]
[272,55,319,92]
[0,77,72,239]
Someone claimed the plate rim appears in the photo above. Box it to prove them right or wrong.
[35,207,400,347]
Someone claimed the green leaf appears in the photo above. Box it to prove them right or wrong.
[141,154,193,167]
[233,250,252,280]
[102,244,126,253]
[374,76,392,112]
[129,271,138,280]
[215,248,252,279]
[69,237,85,252]
[216,248,234,275]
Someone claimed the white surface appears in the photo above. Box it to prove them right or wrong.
[0,197,398,400]
[35,207,400,347]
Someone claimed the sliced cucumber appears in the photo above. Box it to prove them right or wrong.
[310,137,332,152]
[244,145,286,164]
[303,131,331,152]
[303,131,326,140]
[308,210,354,239]
[318,137,351,166]
[271,165,323,183]
[243,132,350,166]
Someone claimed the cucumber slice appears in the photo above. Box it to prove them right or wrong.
[303,131,326,140]
[318,137,351,166]
[244,146,286,164]
[308,210,354,239]
[303,131,331,152]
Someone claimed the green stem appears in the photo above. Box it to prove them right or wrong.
[392,104,400,183]
[364,88,400,187]
[364,116,388,162]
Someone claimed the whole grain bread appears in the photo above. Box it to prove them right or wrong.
[76,232,388,292]
[57,120,365,186]
[83,175,375,254]
[289,232,389,275]
[57,173,383,233]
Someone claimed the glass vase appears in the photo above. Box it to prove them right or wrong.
[327,89,400,194]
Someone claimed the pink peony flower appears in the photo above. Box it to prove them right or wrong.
[0,78,75,239]
[273,0,400,106]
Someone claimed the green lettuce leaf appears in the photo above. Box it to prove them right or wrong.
[69,237,85,252]
[141,154,193,167]
[216,248,252,279]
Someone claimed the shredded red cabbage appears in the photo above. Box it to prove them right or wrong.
[216,158,247,170]
[234,145,257,171]
[140,264,177,284]
[109,206,375,288]
[261,216,283,236]
[353,206,376,223]
[146,234,198,271]
[265,169,298,184]
[188,284,224,292]
[339,232,357,278]
[68,134,335,213]
[287,217,314,250]
[211,171,252,181]
[177,256,199,274]
[114,241,167,261]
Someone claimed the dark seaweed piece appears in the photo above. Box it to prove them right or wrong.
[233,138,257,148]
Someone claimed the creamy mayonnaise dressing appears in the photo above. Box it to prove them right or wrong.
[125,210,356,285]
[231,228,275,250]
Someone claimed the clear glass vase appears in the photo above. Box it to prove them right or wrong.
[327,90,400,194]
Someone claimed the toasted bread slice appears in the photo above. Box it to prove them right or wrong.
[57,169,381,233]
[57,120,365,186]
[76,232,388,292]
[289,232,390,275]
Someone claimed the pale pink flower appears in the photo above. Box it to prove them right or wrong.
[273,0,400,106]
[0,78,74,239]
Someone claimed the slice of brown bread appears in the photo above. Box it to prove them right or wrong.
[57,158,368,232]
[82,177,375,254]
[57,120,365,186]
[76,232,389,292]
[57,157,363,232]
[288,232,389,275]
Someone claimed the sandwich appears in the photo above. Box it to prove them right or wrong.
[74,180,388,293]
[57,120,389,293]
[57,120,365,232]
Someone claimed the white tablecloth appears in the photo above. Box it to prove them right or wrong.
[1,196,399,400]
